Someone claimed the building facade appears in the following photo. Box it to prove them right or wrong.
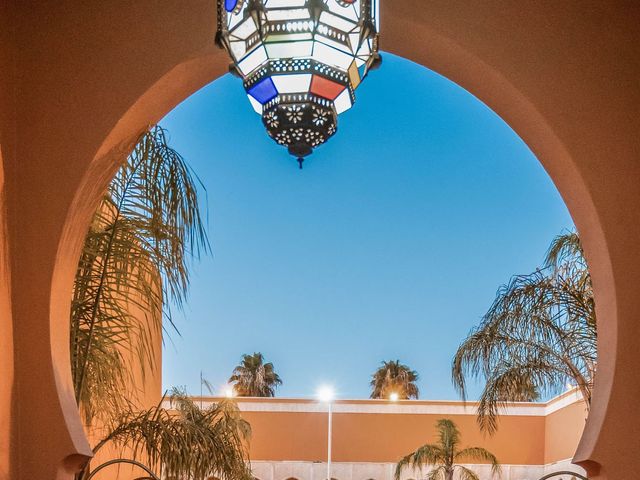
[187,391,588,480]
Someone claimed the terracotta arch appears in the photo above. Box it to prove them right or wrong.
[3,2,638,479]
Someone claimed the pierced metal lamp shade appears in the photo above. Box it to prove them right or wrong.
[216,0,381,167]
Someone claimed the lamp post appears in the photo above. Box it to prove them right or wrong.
[318,386,335,480]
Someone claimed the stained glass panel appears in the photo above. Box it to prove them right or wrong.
[247,77,278,104]
[310,75,346,100]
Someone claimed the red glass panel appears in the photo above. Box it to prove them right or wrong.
[310,75,346,101]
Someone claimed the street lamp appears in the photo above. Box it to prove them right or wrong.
[317,386,335,480]
[215,0,381,168]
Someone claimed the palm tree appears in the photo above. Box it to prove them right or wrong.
[452,231,596,433]
[71,128,253,480]
[370,360,419,399]
[229,352,283,397]
[70,126,209,425]
[395,419,499,480]
[80,389,252,480]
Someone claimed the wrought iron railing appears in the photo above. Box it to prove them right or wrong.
[84,458,161,480]
[537,471,588,480]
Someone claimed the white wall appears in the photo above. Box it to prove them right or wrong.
[251,461,587,480]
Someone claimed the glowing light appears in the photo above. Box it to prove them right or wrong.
[317,386,335,403]
[389,392,399,402]
[224,386,235,398]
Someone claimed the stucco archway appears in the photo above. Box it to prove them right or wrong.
[2,2,638,479]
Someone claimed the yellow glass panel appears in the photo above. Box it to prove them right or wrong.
[348,61,361,89]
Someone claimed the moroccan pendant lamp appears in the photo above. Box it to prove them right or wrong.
[216,0,381,168]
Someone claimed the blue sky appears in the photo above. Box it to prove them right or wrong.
[160,53,573,401]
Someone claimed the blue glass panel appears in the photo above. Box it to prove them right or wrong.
[247,77,278,104]
[225,0,238,12]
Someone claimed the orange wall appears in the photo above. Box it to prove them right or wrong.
[245,410,545,465]
[338,413,544,465]
[545,400,588,464]
[245,411,328,462]
[216,396,587,467]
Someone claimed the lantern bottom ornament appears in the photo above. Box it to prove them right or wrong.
[263,96,338,169]
[217,0,381,168]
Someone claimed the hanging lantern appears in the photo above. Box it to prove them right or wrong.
[216,0,381,168]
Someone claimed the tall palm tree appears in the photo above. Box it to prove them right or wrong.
[452,231,596,433]
[370,360,419,399]
[229,352,283,397]
[80,389,252,480]
[70,125,208,424]
[70,128,252,480]
[395,419,500,480]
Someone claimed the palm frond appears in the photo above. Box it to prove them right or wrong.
[71,126,209,425]
[394,444,443,480]
[451,231,595,433]
[476,360,575,434]
[394,454,413,480]
[455,448,500,476]
[435,419,460,463]
[544,231,583,270]
[202,377,215,396]
[456,466,481,480]
[95,389,251,480]
[426,466,446,480]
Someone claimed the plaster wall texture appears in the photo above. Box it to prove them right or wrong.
[3,2,225,477]
[245,410,544,465]
[0,2,638,479]
[0,2,15,479]
[544,397,588,465]
[217,395,587,480]
[213,395,585,467]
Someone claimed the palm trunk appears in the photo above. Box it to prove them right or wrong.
[445,468,454,480]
